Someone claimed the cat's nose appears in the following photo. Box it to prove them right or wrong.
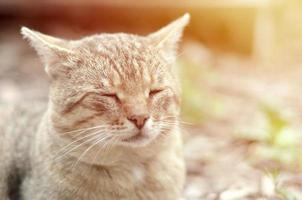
[127,114,149,129]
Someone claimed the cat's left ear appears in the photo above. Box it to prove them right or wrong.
[147,13,190,59]
[21,27,74,77]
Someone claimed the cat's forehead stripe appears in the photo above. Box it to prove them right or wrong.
[78,34,168,92]
[98,38,149,82]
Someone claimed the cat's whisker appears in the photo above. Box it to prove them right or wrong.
[70,135,117,197]
[161,115,191,123]
[158,123,176,129]
[54,130,105,156]
[100,135,116,156]
[54,130,109,162]
[158,125,173,130]
[159,118,193,126]
[155,121,178,126]
[56,127,108,150]
[38,130,108,177]
[160,121,177,123]
[70,134,113,171]
[58,124,108,136]
[159,123,180,127]
[52,134,112,188]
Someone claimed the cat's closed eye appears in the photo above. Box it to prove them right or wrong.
[149,89,164,97]
[101,93,120,102]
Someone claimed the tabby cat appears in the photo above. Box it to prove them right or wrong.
[0,13,190,200]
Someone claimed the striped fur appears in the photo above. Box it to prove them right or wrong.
[0,13,190,200]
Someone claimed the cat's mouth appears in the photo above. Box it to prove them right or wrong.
[121,130,150,146]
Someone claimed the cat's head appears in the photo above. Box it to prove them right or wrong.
[21,14,189,149]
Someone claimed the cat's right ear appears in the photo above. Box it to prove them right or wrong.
[21,27,74,77]
[147,13,190,60]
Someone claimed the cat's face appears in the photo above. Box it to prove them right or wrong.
[48,35,181,148]
[22,14,189,148]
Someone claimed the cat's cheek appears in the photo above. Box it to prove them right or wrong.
[146,119,164,141]
[166,99,180,115]
[151,94,179,116]
[143,118,153,134]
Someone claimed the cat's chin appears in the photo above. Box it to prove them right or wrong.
[119,130,155,148]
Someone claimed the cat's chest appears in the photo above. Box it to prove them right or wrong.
[79,161,182,200]
[93,164,164,192]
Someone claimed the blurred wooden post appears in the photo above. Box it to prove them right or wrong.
[0,0,283,57]
[253,0,278,63]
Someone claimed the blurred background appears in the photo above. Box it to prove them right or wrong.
[1,0,302,199]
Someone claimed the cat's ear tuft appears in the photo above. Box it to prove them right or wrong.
[148,13,190,58]
[21,27,74,76]
[21,27,73,57]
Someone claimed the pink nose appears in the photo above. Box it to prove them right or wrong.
[127,114,149,129]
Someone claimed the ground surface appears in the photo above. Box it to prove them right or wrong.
[1,29,302,200]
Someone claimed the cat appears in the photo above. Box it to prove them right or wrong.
[0,13,190,200]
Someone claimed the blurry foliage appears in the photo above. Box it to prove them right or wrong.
[264,171,297,200]
[238,104,302,171]
[177,58,224,124]
[259,104,302,170]
[178,58,205,123]
[262,104,289,146]
[178,54,302,171]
